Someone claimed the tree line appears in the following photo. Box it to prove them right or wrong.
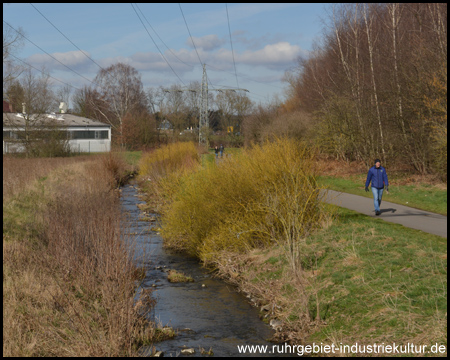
[282,3,446,178]
[4,62,253,150]
[3,3,446,179]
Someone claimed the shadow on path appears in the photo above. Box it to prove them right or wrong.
[323,190,447,238]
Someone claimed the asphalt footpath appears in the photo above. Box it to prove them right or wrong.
[323,190,447,238]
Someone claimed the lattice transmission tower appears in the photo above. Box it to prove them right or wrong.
[199,64,248,148]
[198,64,209,147]
[164,64,248,148]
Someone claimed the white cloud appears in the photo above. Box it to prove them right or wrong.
[186,34,225,51]
[238,42,304,68]
[102,41,304,75]
[27,50,92,71]
[23,42,303,93]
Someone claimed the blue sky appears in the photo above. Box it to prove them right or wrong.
[3,3,330,105]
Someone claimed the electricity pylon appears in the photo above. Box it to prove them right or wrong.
[164,63,248,148]
[199,64,248,148]
[198,64,209,147]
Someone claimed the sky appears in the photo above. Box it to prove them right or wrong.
[3,3,330,107]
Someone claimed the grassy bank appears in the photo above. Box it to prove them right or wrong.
[217,206,447,353]
[137,140,447,355]
[3,153,159,356]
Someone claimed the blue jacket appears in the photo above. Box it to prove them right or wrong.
[365,166,389,189]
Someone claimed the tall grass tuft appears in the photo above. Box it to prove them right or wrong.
[160,138,328,273]
[3,154,155,356]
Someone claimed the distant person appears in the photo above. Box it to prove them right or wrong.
[219,144,224,158]
[365,158,389,216]
[214,145,219,158]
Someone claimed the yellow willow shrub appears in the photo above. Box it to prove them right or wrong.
[161,138,327,266]
[138,141,200,180]
[138,142,201,210]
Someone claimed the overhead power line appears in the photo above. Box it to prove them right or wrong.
[30,2,129,89]
[225,4,239,89]
[29,3,108,77]
[178,3,203,66]
[3,20,100,88]
[131,3,186,86]
[7,52,81,91]
[133,3,195,70]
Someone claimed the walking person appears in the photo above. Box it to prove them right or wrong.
[219,144,224,158]
[365,159,389,216]
[214,145,219,158]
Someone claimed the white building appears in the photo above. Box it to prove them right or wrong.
[3,112,111,154]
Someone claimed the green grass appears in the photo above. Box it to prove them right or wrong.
[133,142,447,350]
[120,151,142,166]
[305,206,447,347]
[3,183,47,242]
[318,175,447,215]
[243,206,447,348]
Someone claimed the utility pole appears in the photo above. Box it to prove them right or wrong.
[164,63,249,148]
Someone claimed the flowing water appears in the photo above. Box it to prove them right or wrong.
[120,183,282,357]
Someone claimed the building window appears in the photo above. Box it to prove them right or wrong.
[69,130,108,140]
[3,131,18,139]
[95,130,109,139]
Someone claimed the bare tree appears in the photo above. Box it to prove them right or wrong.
[3,23,25,93]
[280,3,446,175]
[161,84,187,134]
[72,85,104,119]
[215,90,252,133]
[90,62,147,146]
[146,86,165,114]
[362,3,386,163]
[3,68,68,157]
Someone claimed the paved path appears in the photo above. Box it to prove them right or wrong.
[323,190,447,238]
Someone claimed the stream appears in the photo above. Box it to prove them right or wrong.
[120,183,283,357]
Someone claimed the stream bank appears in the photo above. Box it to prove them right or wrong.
[120,183,286,357]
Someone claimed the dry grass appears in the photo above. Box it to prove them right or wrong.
[3,155,94,202]
[315,157,367,178]
[3,154,155,356]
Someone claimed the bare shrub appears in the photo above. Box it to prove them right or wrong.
[259,110,313,142]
